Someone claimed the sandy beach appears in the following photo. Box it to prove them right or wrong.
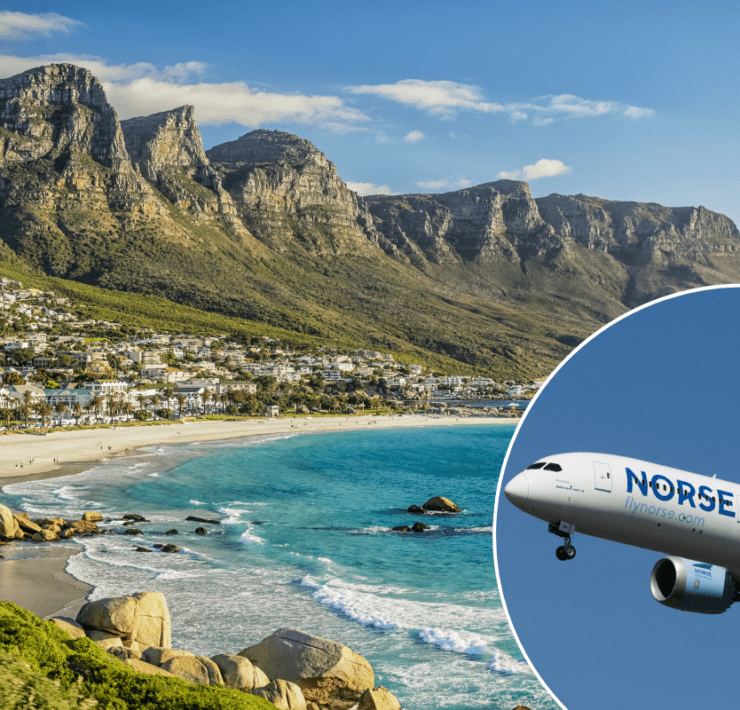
[0,414,517,482]
[0,414,517,620]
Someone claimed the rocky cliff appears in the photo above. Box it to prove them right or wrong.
[367,183,740,317]
[2,62,740,376]
[0,63,130,171]
[206,129,391,255]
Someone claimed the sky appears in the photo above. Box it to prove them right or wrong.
[1,1,739,225]
[494,285,740,710]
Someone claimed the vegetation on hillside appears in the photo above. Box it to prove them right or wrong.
[0,602,276,710]
[0,260,559,377]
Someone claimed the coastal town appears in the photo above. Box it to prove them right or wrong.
[0,278,536,428]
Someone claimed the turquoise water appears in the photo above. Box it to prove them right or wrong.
[2,424,556,710]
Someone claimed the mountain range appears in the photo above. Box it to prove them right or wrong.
[2,63,739,378]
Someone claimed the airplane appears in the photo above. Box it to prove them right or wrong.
[504,452,740,614]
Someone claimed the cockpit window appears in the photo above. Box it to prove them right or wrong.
[526,462,546,469]
[544,463,563,472]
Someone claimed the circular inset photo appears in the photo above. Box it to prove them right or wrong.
[494,286,740,710]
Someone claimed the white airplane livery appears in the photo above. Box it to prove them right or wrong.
[504,452,740,614]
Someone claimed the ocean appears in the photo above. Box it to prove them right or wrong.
[2,424,556,710]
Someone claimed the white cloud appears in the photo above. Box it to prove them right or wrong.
[0,11,82,40]
[498,159,572,181]
[0,54,369,131]
[416,178,473,191]
[624,105,654,119]
[404,130,425,143]
[508,94,654,122]
[347,79,504,118]
[346,181,395,196]
[346,79,653,124]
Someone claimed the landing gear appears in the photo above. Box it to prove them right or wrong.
[549,522,576,561]
[556,544,576,561]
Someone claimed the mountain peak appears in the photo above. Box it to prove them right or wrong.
[120,104,212,185]
[0,62,130,171]
[206,129,326,169]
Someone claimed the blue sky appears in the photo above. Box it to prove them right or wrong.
[494,286,740,709]
[2,1,739,224]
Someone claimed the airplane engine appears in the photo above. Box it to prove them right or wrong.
[650,556,737,614]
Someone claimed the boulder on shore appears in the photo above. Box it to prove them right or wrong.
[77,591,171,648]
[239,628,374,707]
[249,679,307,710]
[411,522,429,532]
[160,655,223,685]
[32,529,60,542]
[142,647,194,666]
[211,653,269,690]
[0,503,19,538]
[49,616,86,639]
[83,511,104,522]
[87,629,124,650]
[14,513,41,534]
[359,686,402,710]
[422,496,460,513]
[123,658,175,676]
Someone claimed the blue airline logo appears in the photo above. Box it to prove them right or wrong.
[626,467,735,517]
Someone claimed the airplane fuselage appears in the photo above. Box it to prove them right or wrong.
[504,453,740,577]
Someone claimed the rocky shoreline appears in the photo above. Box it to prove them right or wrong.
[50,591,398,710]
[0,500,536,710]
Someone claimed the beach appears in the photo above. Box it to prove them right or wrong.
[0,414,517,622]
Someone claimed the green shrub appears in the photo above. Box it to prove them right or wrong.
[0,603,276,710]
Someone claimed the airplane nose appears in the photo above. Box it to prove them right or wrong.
[505,472,529,509]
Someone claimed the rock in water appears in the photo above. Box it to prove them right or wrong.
[422,496,461,512]
[238,628,374,707]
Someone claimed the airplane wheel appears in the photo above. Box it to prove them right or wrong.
[555,546,567,561]
[564,544,576,560]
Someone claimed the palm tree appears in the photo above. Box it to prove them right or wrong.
[163,386,175,413]
[92,395,103,422]
[202,390,212,415]
[73,401,82,426]
[0,407,13,429]
[35,402,52,428]
[54,401,68,426]
[21,391,32,428]
[84,399,95,425]
[176,394,186,419]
